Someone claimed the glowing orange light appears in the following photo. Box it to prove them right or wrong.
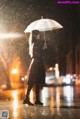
[21,77,25,81]
[11,69,18,74]
[48,67,54,71]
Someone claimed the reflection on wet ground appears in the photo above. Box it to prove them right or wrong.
[1,86,80,107]
[42,86,80,108]
[0,86,80,119]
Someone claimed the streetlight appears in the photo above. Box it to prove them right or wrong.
[10,68,20,88]
[11,68,18,74]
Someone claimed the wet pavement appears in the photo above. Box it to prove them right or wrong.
[0,86,80,119]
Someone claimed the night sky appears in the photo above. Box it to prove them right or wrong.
[0,0,59,33]
[0,0,77,33]
[0,0,80,74]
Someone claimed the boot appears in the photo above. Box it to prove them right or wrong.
[23,98,34,106]
[35,100,43,105]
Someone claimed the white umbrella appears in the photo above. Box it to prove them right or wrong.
[24,17,63,48]
[24,18,63,33]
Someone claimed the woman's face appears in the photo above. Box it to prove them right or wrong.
[36,33,40,40]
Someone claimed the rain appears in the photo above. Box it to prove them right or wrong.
[0,0,80,119]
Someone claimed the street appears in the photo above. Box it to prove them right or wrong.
[0,86,80,119]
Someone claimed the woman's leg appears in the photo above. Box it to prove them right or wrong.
[26,84,33,100]
[35,84,39,101]
[35,84,43,105]
[23,84,34,105]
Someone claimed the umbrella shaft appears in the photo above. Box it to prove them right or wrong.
[43,32,47,49]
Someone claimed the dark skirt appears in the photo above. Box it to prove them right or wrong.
[27,58,45,85]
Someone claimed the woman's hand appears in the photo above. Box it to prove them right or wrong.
[43,41,47,49]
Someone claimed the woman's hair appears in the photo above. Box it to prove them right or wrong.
[29,30,40,58]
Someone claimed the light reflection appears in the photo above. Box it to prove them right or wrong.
[12,90,20,118]
[0,33,23,39]
[63,86,74,106]
[50,96,55,108]
[55,87,61,111]
[49,87,55,107]
[49,87,54,97]
[41,87,50,106]
[56,88,61,107]
[30,89,34,103]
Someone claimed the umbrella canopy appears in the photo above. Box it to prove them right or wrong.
[24,18,63,33]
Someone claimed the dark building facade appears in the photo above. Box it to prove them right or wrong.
[66,6,80,75]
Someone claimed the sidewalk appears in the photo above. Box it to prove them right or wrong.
[0,100,80,119]
[0,86,80,119]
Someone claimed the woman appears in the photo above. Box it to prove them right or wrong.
[23,30,46,106]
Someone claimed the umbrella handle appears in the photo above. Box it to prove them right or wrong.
[43,32,47,49]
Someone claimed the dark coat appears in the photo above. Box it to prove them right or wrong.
[27,39,45,85]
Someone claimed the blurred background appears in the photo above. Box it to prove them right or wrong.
[0,0,80,90]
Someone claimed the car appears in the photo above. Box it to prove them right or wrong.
[45,71,56,84]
